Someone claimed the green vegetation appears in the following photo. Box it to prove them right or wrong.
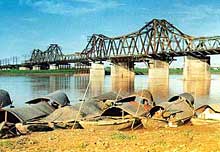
[169,68,183,75]
[1,67,220,76]
[111,132,136,140]
[105,67,181,75]
[210,67,220,74]
[0,140,14,149]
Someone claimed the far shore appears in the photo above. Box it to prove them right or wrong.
[0,68,220,76]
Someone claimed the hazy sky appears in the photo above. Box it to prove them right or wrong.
[1,0,220,67]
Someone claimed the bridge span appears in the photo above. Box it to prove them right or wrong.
[1,19,220,81]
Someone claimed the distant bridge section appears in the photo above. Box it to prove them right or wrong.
[26,44,88,65]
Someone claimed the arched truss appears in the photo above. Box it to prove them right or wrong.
[30,44,65,64]
[81,19,220,61]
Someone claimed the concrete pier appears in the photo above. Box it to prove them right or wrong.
[148,60,169,79]
[147,59,169,102]
[183,56,211,80]
[111,62,134,78]
[89,63,105,81]
[89,63,105,96]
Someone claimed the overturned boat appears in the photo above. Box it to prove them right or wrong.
[0,89,13,108]
[79,92,155,130]
[191,104,220,125]
[142,93,195,128]
[0,90,70,138]
[16,91,125,133]
[26,90,70,108]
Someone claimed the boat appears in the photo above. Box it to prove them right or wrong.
[191,104,220,125]
[142,93,194,128]
[79,116,137,130]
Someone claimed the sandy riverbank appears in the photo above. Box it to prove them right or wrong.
[0,123,220,152]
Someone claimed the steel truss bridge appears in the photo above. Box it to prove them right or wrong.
[1,19,220,68]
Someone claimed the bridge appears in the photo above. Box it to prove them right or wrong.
[1,19,220,80]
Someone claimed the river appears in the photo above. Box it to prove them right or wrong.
[0,74,219,107]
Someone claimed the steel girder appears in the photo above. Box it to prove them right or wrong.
[29,44,65,64]
[81,19,220,61]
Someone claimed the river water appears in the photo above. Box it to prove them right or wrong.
[0,74,219,107]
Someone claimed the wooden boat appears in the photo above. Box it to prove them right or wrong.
[79,116,137,131]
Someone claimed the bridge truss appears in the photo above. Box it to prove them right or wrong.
[82,19,220,62]
[1,19,220,68]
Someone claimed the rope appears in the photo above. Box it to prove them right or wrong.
[72,80,91,129]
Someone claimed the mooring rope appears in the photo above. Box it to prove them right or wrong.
[72,80,91,129]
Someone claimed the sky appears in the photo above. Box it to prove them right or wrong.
[1,0,220,67]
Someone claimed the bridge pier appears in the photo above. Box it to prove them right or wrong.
[89,63,105,96]
[111,61,135,78]
[148,60,169,79]
[147,60,169,102]
[183,56,211,80]
[110,61,134,94]
[89,63,105,80]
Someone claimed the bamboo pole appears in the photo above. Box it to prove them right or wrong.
[72,80,91,129]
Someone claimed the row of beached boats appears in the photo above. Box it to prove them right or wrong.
[0,89,220,138]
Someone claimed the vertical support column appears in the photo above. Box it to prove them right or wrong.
[148,60,169,79]
[111,62,135,78]
[148,60,169,102]
[90,63,105,80]
[89,63,104,96]
[183,56,210,80]
[111,61,135,93]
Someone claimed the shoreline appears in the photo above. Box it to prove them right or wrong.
[1,68,220,76]
[0,123,219,152]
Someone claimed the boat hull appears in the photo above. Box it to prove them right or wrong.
[79,118,136,131]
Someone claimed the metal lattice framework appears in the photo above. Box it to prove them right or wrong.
[2,19,220,69]
[81,19,220,61]
[29,44,65,64]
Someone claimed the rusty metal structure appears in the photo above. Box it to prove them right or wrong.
[82,19,220,62]
[28,44,65,64]
[1,19,220,69]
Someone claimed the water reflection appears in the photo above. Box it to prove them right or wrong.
[148,78,169,103]
[111,76,134,94]
[1,74,220,107]
[74,75,89,89]
[30,76,71,98]
[88,75,104,97]
[184,80,210,97]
